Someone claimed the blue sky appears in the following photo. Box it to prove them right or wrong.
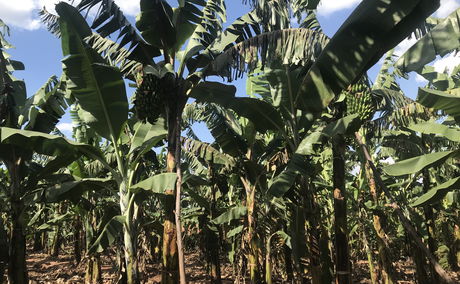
[0,0,459,139]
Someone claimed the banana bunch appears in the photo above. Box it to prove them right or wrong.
[134,73,165,124]
[344,83,375,121]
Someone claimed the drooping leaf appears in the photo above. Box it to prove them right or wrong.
[130,173,178,194]
[202,104,248,157]
[211,205,247,225]
[187,10,261,73]
[297,0,440,114]
[0,127,103,160]
[37,213,72,231]
[183,186,210,210]
[129,118,167,155]
[412,177,460,207]
[57,2,129,141]
[205,28,328,80]
[88,215,125,254]
[190,81,284,133]
[44,178,114,203]
[76,0,160,66]
[268,153,309,197]
[136,0,176,49]
[183,137,236,167]
[384,151,457,176]
[179,0,226,74]
[396,8,460,73]
[268,114,361,197]
[226,224,244,238]
[408,121,460,142]
[418,87,460,119]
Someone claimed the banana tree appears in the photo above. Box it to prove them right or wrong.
[43,0,444,282]
[45,1,338,282]
[0,19,116,284]
[53,4,185,283]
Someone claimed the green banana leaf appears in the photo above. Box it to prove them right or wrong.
[129,118,168,156]
[396,8,460,73]
[57,3,128,141]
[0,127,102,160]
[179,0,226,73]
[190,81,284,133]
[297,0,440,114]
[411,176,460,207]
[130,173,178,194]
[415,65,459,91]
[136,0,176,49]
[226,225,244,238]
[183,186,210,210]
[268,114,360,197]
[88,215,125,254]
[408,121,460,142]
[418,88,460,119]
[384,150,457,176]
[37,212,72,231]
[211,205,247,225]
[183,137,236,166]
[44,178,115,203]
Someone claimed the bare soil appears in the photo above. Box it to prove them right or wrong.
[23,249,460,283]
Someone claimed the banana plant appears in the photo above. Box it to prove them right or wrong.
[42,1,444,283]
[0,19,118,284]
[43,2,335,282]
[53,4,181,283]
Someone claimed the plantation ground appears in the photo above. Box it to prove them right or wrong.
[25,249,460,283]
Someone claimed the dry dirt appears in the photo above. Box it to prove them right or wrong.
[22,249,460,283]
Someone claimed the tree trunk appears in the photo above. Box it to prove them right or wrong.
[7,158,28,284]
[123,224,138,284]
[361,228,377,284]
[289,204,308,282]
[85,255,102,284]
[119,179,139,284]
[73,216,82,263]
[305,182,322,284]
[33,231,43,252]
[174,102,187,284]
[8,200,28,284]
[161,189,178,284]
[0,218,8,283]
[455,224,460,270]
[265,236,272,284]
[283,232,294,282]
[411,236,430,284]
[364,162,395,284]
[319,223,334,284]
[246,184,259,283]
[51,225,62,257]
[332,135,352,284]
[422,170,439,282]
[162,105,179,284]
[207,181,221,283]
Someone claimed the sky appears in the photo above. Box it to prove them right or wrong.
[0,0,459,139]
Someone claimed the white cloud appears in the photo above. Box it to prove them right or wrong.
[315,0,460,19]
[317,0,361,16]
[114,0,139,17]
[435,0,460,18]
[56,122,74,133]
[0,0,138,31]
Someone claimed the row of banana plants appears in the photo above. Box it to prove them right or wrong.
[3,0,460,284]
